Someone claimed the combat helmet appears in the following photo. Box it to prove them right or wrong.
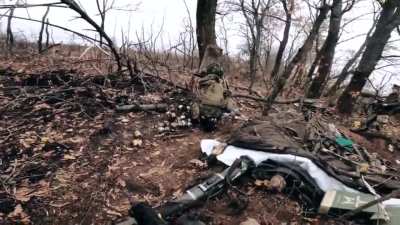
[206,63,224,77]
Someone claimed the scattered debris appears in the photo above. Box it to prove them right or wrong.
[199,105,400,224]
[176,214,206,225]
[255,175,286,192]
[118,157,253,225]
[116,103,168,113]
[189,159,207,168]
[7,204,30,224]
[134,130,143,138]
[132,139,143,147]
[239,218,260,225]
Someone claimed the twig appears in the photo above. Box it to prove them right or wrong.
[0,13,100,44]
[232,94,301,104]
[0,2,66,9]
[61,0,122,70]
[116,103,168,113]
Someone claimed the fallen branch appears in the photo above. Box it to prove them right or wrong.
[116,103,168,113]
[139,70,190,92]
[232,94,301,104]
[0,13,100,44]
[39,43,62,54]
[0,2,66,9]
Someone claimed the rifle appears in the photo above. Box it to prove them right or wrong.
[116,157,254,225]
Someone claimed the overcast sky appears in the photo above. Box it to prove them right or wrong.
[0,0,399,92]
[0,0,194,45]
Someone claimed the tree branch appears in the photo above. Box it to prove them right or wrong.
[0,13,100,43]
[60,0,121,71]
[0,2,66,9]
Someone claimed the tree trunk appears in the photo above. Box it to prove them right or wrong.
[38,7,50,53]
[249,16,263,92]
[304,35,324,87]
[324,45,364,96]
[307,0,343,98]
[196,0,217,62]
[325,17,377,97]
[337,3,400,114]
[270,0,294,79]
[249,43,258,92]
[45,19,50,49]
[6,7,15,51]
[263,4,330,114]
[304,50,322,85]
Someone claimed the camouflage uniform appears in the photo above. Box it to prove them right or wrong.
[192,63,236,131]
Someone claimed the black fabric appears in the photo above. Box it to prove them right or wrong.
[130,202,167,225]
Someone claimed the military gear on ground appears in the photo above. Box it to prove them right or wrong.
[158,156,254,219]
[226,114,400,195]
[118,157,254,225]
[198,105,221,131]
[176,214,206,225]
[319,190,400,225]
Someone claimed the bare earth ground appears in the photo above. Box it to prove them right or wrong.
[0,49,399,225]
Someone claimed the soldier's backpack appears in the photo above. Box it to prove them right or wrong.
[192,64,236,131]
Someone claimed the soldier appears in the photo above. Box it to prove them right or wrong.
[191,63,236,131]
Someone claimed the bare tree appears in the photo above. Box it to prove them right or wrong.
[231,0,271,92]
[259,30,273,86]
[0,13,100,44]
[183,0,197,69]
[45,18,50,49]
[325,14,378,96]
[38,6,50,53]
[6,7,15,51]
[61,0,121,70]
[306,0,349,98]
[263,0,330,114]
[196,0,218,62]
[270,0,294,79]
[337,0,400,114]
[96,0,115,47]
